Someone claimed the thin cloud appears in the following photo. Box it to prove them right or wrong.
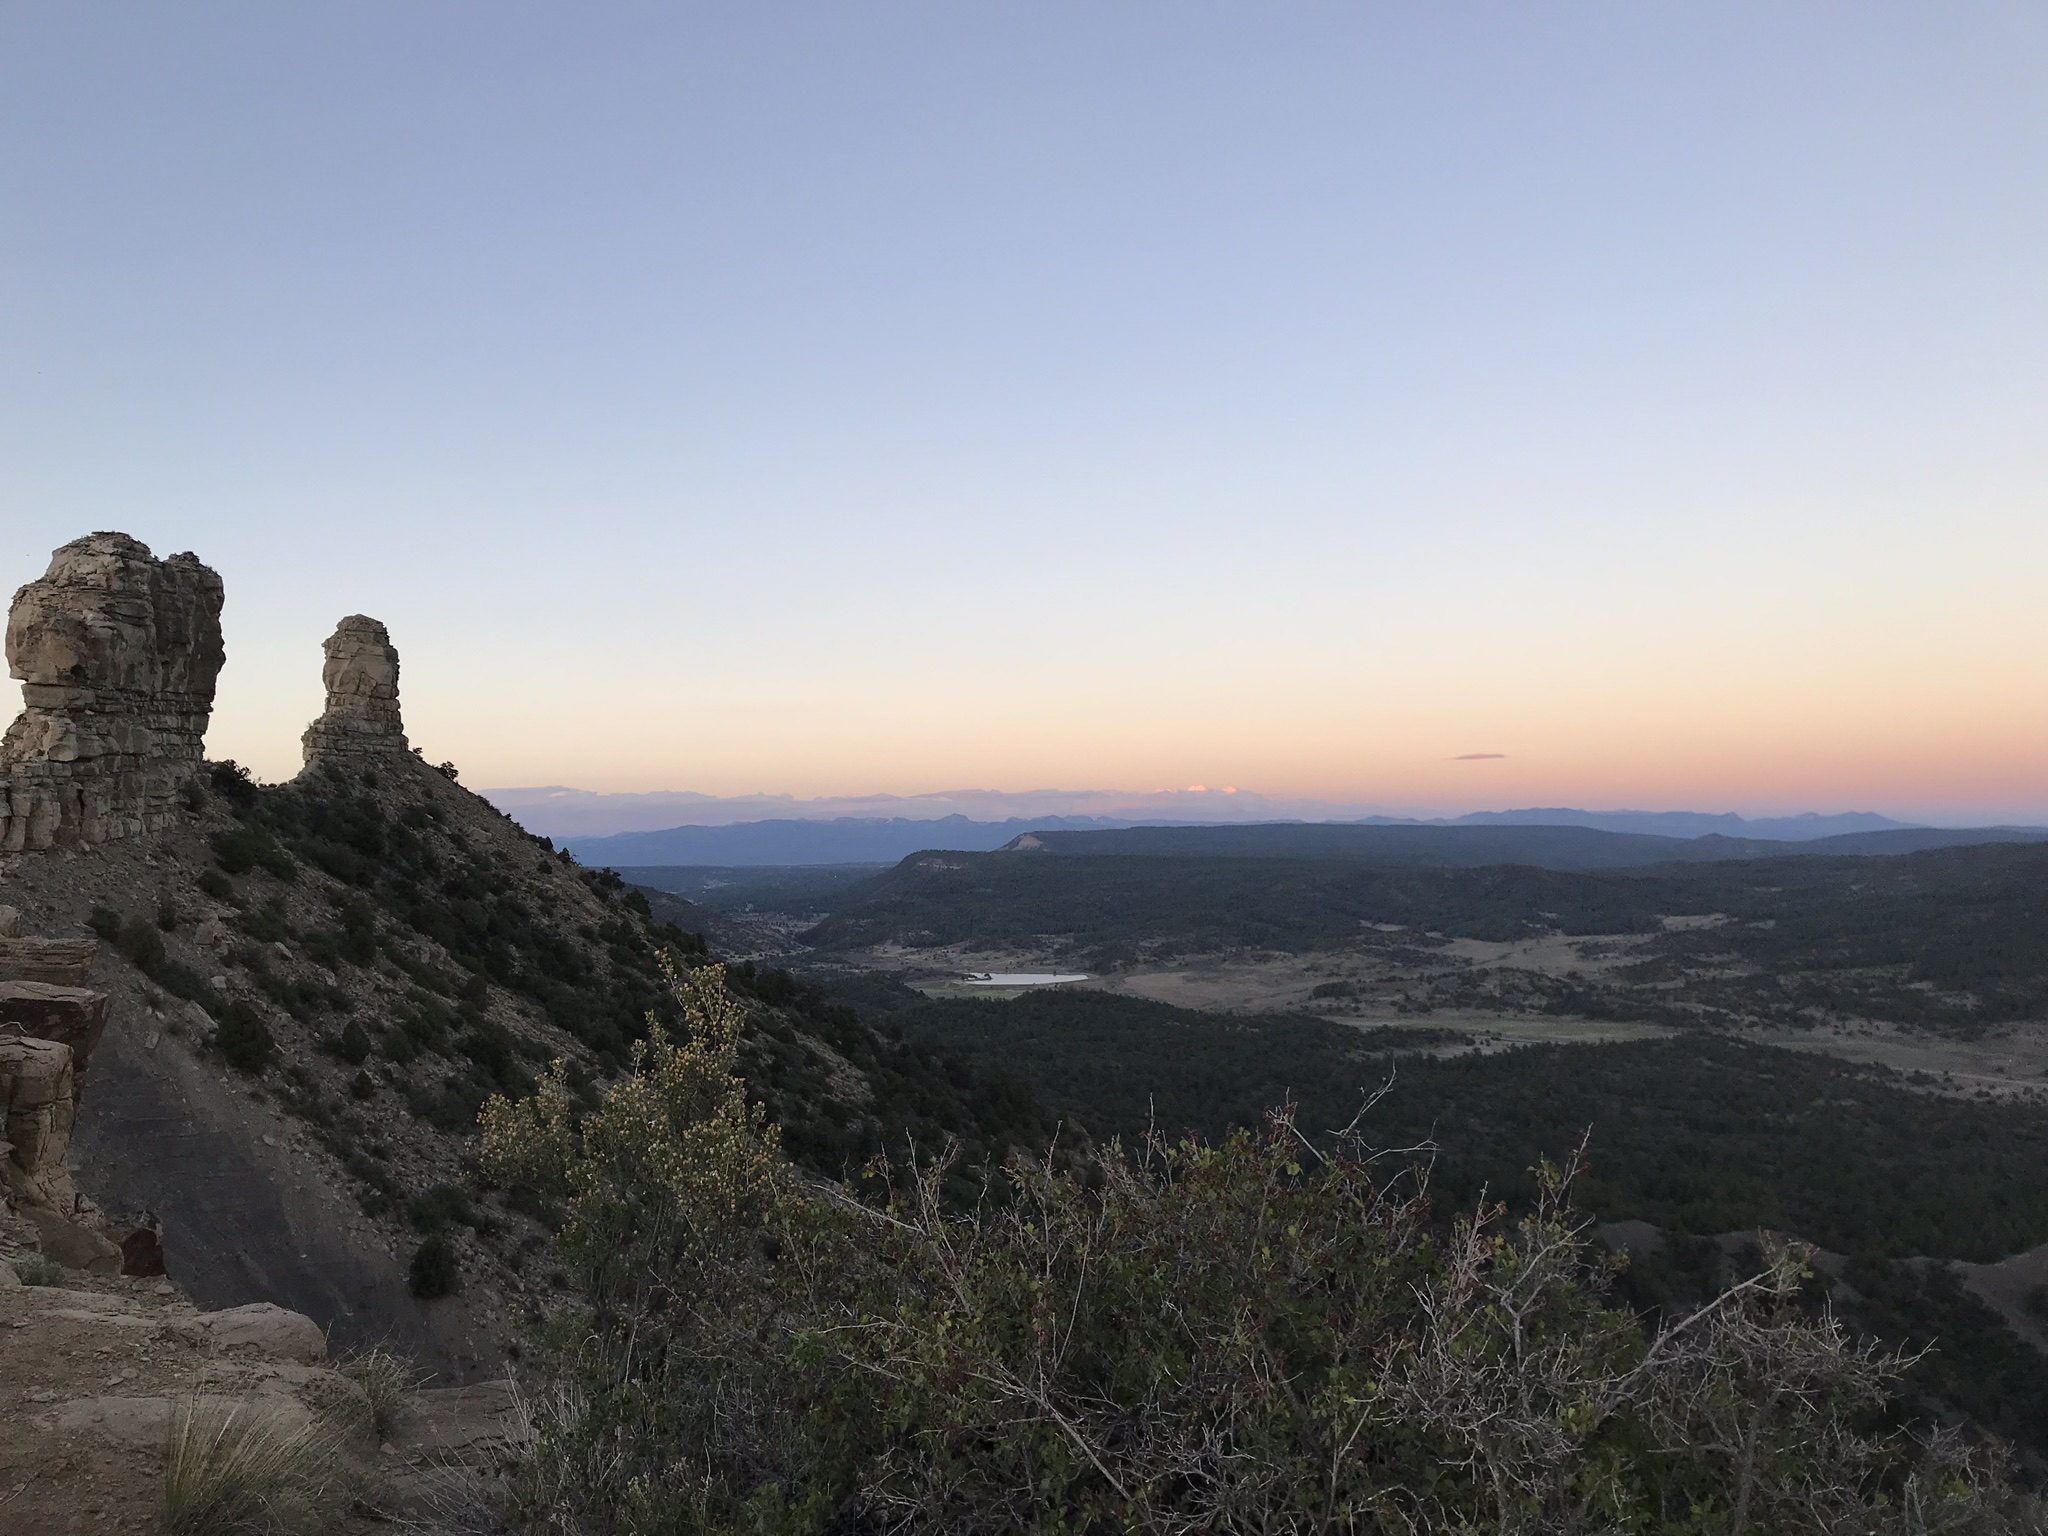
[1453,753,1507,761]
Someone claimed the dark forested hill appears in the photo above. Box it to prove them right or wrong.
[803,840,2048,1024]
[816,976,2048,1265]
[1006,821,2048,866]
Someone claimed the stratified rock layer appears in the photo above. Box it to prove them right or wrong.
[0,533,225,850]
[0,1034,78,1211]
[299,615,409,767]
[0,937,98,986]
[0,981,111,1077]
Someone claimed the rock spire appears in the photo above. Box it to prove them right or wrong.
[300,615,409,767]
[0,533,225,850]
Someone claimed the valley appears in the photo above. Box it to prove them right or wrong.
[5,536,2045,1524]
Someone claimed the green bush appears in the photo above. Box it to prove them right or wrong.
[331,1019,372,1065]
[407,1184,480,1234]
[208,759,260,807]
[88,904,174,976]
[483,965,2018,1536]
[196,868,234,902]
[214,1001,275,1073]
[117,913,165,971]
[407,1234,460,1299]
[210,823,295,881]
[13,1255,64,1286]
[240,899,292,944]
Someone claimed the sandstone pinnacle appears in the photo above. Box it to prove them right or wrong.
[299,614,410,767]
[0,532,225,850]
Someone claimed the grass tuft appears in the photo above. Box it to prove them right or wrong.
[163,1396,333,1535]
[343,1346,424,1439]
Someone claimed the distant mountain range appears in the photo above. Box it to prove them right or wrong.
[559,815,1129,867]
[485,785,1358,838]
[552,804,2047,870]
[1359,808,1912,840]
[490,785,1981,849]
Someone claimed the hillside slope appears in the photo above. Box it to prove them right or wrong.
[0,538,1045,1381]
[12,751,692,1377]
[32,752,1050,1380]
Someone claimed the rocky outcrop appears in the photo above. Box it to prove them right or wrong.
[194,1300,329,1361]
[0,533,225,850]
[0,936,97,986]
[0,981,110,1076]
[0,1034,79,1211]
[0,911,112,1240]
[1,1278,529,1536]
[299,615,409,767]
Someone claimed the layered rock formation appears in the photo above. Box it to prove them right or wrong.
[0,906,109,1233]
[0,1034,80,1212]
[0,533,225,850]
[299,614,410,767]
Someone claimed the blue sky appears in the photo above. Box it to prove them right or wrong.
[3,4,2044,817]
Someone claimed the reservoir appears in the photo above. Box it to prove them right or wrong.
[962,972,1088,987]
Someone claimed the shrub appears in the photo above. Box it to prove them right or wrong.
[117,913,166,971]
[482,962,2021,1536]
[163,1395,331,1535]
[407,1184,480,1234]
[210,823,295,881]
[331,1019,372,1065]
[155,896,180,932]
[408,1234,460,1299]
[196,868,234,902]
[341,1347,421,1439]
[207,758,259,805]
[214,1002,275,1074]
[240,899,291,944]
[13,1254,64,1286]
[151,961,213,1009]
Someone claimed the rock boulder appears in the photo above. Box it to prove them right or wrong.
[25,1203,122,1273]
[196,1301,329,1362]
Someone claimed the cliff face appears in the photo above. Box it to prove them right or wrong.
[1,534,225,851]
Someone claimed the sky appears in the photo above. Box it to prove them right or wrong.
[3,3,2044,823]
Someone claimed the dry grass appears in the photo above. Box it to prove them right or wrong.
[163,1395,336,1535]
[383,1458,508,1536]
[343,1345,424,1439]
